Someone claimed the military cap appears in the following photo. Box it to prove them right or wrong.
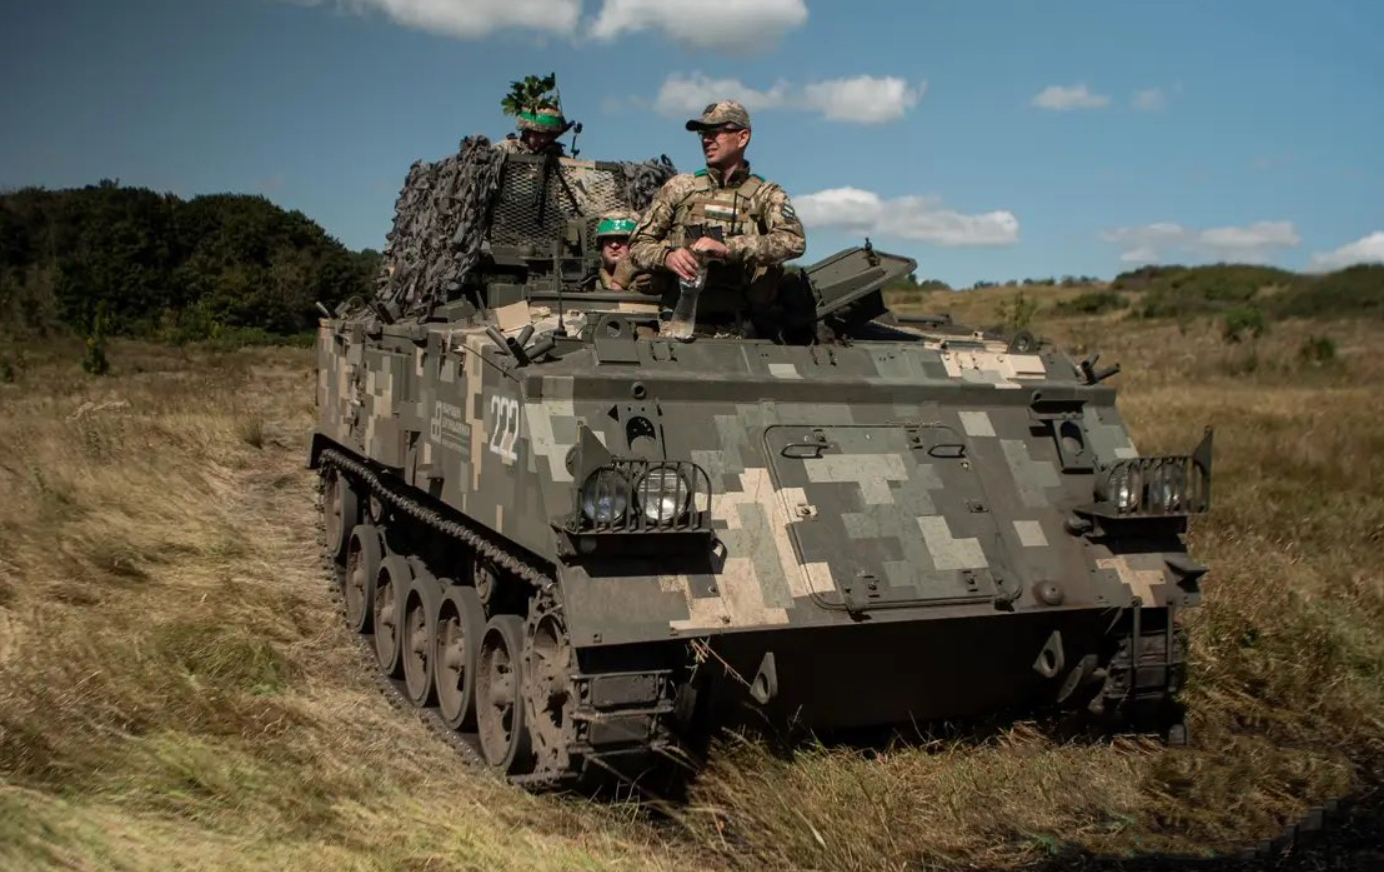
[685,100,751,131]
[595,209,639,239]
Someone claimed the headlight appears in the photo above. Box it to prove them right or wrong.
[581,470,631,523]
[636,466,692,523]
[1110,466,1141,512]
[1146,464,1185,513]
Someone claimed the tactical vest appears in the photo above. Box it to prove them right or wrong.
[677,169,766,247]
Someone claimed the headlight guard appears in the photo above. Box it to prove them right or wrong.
[1085,427,1213,521]
[568,459,711,534]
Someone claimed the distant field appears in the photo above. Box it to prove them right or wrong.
[2,296,1382,870]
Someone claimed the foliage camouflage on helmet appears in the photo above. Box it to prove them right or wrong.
[502,73,568,132]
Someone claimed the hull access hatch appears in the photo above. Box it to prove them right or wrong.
[763,423,1008,615]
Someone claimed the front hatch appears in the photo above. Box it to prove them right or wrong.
[764,424,1007,614]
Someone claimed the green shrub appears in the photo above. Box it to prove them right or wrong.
[81,305,110,376]
[1298,335,1338,365]
[1220,307,1267,343]
[1052,290,1128,316]
[1273,264,1384,319]
[994,291,1038,332]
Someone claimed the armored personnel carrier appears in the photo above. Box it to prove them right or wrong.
[309,135,1214,792]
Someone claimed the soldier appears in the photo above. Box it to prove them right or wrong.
[497,105,569,156]
[627,100,806,328]
[584,210,659,294]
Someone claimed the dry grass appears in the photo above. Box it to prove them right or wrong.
[1,306,1381,870]
[0,340,696,872]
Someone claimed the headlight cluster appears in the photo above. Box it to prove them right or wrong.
[1103,460,1192,515]
[580,465,694,526]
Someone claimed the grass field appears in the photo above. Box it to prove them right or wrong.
[2,291,1382,871]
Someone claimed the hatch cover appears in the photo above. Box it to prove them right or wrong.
[763,424,1005,613]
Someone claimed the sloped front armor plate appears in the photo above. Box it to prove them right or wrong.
[764,424,1003,613]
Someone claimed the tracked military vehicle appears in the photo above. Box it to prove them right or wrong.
[309,134,1214,791]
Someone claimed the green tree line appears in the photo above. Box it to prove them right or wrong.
[0,180,380,343]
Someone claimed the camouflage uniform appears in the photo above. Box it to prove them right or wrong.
[628,101,806,322]
[497,135,565,157]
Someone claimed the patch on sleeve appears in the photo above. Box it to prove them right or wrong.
[780,200,796,220]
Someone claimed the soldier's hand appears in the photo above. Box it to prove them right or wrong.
[691,237,729,260]
[664,247,701,281]
[630,272,655,294]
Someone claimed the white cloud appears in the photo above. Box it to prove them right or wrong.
[1100,221,1302,264]
[288,0,581,38]
[1308,231,1384,272]
[801,76,926,123]
[1030,84,1110,111]
[796,187,1020,247]
[653,73,794,116]
[651,72,924,125]
[1131,87,1166,112]
[589,0,807,53]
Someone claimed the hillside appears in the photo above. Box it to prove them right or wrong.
[0,181,380,345]
[883,261,1384,338]
[2,294,1382,869]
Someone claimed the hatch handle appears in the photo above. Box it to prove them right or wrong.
[780,441,828,459]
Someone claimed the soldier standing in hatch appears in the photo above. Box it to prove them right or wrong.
[497,105,570,156]
[584,210,661,294]
[627,100,806,327]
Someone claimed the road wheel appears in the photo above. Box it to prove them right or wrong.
[402,568,439,707]
[373,555,411,677]
[344,525,382,633]
[477,614,534,774]
[322,466,358,566]
[435,585,484,730]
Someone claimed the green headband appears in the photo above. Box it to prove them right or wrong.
[517,110,566,131]
[596,218,636,237]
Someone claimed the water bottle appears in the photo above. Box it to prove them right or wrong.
[665,261,705,341]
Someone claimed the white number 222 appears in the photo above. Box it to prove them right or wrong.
[487,396,520,462]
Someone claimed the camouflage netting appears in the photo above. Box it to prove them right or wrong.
[370,135,677,316]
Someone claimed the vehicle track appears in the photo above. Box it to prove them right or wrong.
[312,452,1377,869]
[316,448,689,797]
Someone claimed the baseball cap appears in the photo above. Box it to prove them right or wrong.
[685,100,751,132]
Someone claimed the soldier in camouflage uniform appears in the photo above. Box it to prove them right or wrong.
[497,105,569,156]
[627,100,806,326]
[584,210,660,294]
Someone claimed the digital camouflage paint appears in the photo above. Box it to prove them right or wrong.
[309,133,1214,792]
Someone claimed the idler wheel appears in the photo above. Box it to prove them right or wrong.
[401,568,439,707]
[373,555,412,678]
[434,585,485,730]
[322,466,358,566]
[476,614,534,774]
[344,525,383,633]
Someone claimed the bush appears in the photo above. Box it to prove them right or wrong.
[1136,264,1294,319]
[994,291,1038,332]
[1053,290,1128,316]
[1299,335,1338,365]
[1220,307,1266,343]
[81,305,110,376]
[1272,264,1384,320]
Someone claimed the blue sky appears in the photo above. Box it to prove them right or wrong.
[3,0,1382,287]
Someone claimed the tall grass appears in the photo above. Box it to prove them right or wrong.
[1,311,1381,870]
